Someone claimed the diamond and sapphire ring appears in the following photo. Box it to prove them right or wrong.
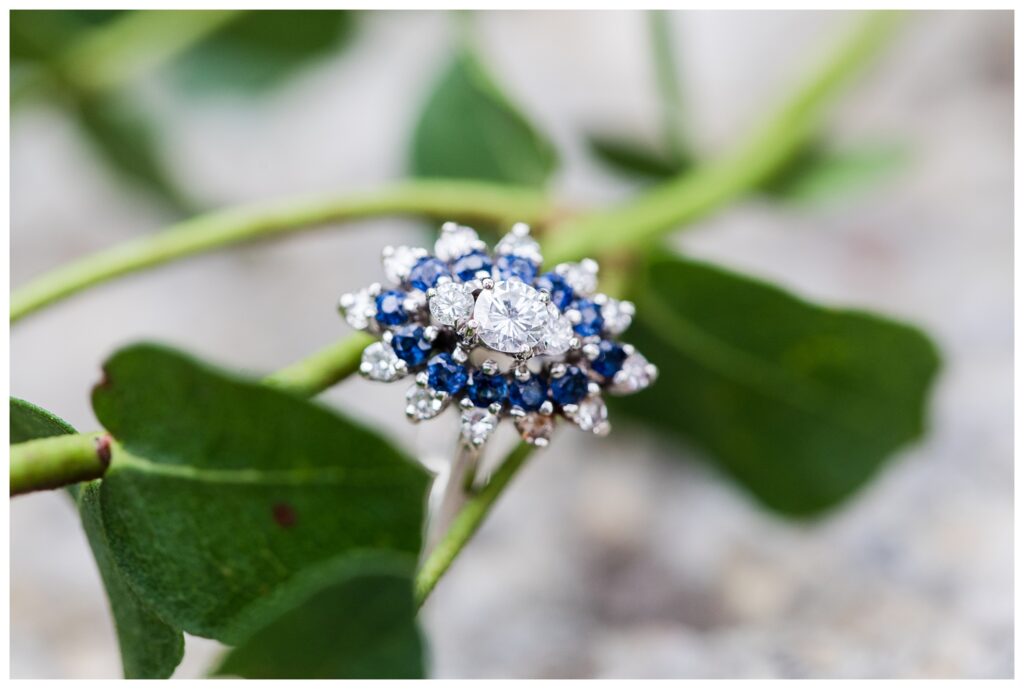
[338,221,657,453]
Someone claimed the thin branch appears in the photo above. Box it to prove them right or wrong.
[541,11,900,264]
[262,332,374,397]
[11,181,551,322]
[59,10,242,95]
[10,432,112,496]
[414,442,535,608]
[8,332,371,495]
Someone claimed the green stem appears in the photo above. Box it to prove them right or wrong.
[541,11,899,264]
[9,332,371,495]
[11,181,550,322]
[262,332,374,397]
[60,10,242,95]
[11,432,111,496]
[414,442,535,607]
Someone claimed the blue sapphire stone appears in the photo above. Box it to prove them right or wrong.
[508,374,547,411]
[427,353,468,394]
[374,290,408,326]
[452,251,493,282]
[467,371,508,408]
[535,272,574,310]
[571,298,604,337]
[549,366,589,407]
[408,256,450,291]
[495,254,538,283]
[391,325,432,366]
[591,340,627,379]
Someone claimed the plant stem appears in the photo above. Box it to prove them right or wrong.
[262,333,375,397]
[10,432,112,496]
[60,10,242,95]
[414,442,535,607]
[8,333,372,496]
[541,11,899,264]
[10,181,550,323]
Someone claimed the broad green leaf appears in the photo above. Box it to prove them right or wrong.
[212,552,425,679]
[9,397,184,678]
[171,10,356,95]
[73,95,195,214]
[411,50,558,188]
[759,143,907,204]
[614,251,939,516]
[91,343,429,639]
[586,134,688,181]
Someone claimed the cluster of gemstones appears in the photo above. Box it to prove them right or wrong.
[339,222,657,449]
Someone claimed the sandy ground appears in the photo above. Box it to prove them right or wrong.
[10,11,1012,678]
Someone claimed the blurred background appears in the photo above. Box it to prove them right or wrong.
[10,10,1012,678]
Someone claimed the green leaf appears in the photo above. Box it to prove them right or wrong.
[10,397,76,443]
[73,95,195,214]
[586,134,688,181]
[171,10,356,95]
[411,49,558,188]
[91,343,429,640]
[77,482,186,678]
[10,10,115,63]
[9,397,184,678]
[212,552,425,679]
[759,143,907,204]
[614,251,940,516]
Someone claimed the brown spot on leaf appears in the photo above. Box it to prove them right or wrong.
[272,502,297,528]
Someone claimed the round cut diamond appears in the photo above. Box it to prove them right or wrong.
[556,260,598,296]
[382,246,423,285]
[609,352,658,395]
[360,342,405,382]
[600,297,634,336]
[473,280,551,353]
[435,224,480,261]
[461,407,498,446]
[406,385,446,421]
[541,313,574,355]
[429,281,474,325]
[496,224,542,263]
[339,287,375,330]
[566,395,610,435]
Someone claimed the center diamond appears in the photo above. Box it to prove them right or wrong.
[473,280,551,353]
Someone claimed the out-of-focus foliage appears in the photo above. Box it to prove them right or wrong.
[587,134,692,181]
[411,49,558,188]
[171,10,356,96]
[759,142,908,204]
[615,251,940,516]
[10,10,357,213]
